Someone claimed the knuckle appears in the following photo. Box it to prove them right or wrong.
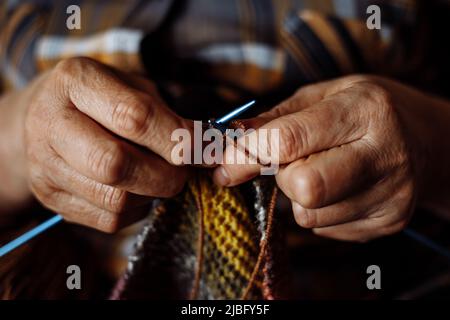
[53,57,94,80]
[99,186,128,213]
[372,207,409,238]
[278,117,306,162]
[111,93,153,138]
[33,185,54,206]
[47,109,71,142]
[52,57,99,98]
[275,96,298,115]
[53,59,73,76]
[343,74,373,86]
[397,180,416,206]
[293,167,326,209]
[29,174,55,205]
[294,207,318,228]
[370,85,393,113]
[375,183,415,236]
[294,85,311,97]
[378,219,407,237]
[96,212,121,233]
[357,82,394,117]
[87,142,129,185]
[159,171,187,197]
[54,57,97,74]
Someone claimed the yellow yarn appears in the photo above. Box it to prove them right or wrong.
[188,174,260,284]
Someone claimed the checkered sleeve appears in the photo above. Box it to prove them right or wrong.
[0,0,51,92]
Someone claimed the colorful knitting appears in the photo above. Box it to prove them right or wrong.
[111,173,279,300]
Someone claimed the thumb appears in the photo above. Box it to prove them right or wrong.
[213,91,367,187]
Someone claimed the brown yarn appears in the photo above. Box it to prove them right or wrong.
[228,119,276,170]
[262,257,275,300]
[241,186,278,300]
[228,118,280,300]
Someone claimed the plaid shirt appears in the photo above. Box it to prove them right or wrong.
[0,0,444,108]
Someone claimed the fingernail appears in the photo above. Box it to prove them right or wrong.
[213,167,230,186]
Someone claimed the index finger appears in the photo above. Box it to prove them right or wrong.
[54,57,192,164]
[213,91,368,186]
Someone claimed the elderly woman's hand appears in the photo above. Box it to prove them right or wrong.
[0,57,193,232]
[214,75,450,242]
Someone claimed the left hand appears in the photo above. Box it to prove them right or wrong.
[213,75,447,242]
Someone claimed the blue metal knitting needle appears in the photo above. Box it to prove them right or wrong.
[404,227,450,262]
[216,100,256,124]
[1,98,450,264]
[0,215,63,257]
[0,100,257,258]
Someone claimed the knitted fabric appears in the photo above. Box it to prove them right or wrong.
[111,173,280,300]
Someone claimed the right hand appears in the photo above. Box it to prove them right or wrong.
[20,57,192,232]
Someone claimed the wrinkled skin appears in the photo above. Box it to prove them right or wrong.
[214,75,450,242]
[0,57,193,232]
[2,58,450,241]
